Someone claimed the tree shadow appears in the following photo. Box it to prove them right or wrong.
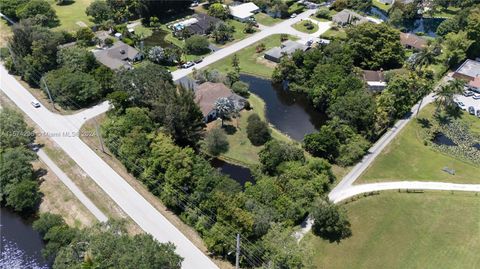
[222,124,237,135]
[416,117,431,129]
[56,0,76,6]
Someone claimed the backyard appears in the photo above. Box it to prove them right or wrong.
[359,104,480,184]
[206,34,297,78]
[304,191,480,269]
[48,0,93,32]
[212,94,294,166]
[373,0,392,12]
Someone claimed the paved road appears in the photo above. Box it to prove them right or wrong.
[330,181,480,203]
[171,8,325,81]
[37,149,108,222]
[0,65,219,269]
[328,93,436,201]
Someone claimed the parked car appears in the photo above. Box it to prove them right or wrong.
[290,13,297,18]
[194,58,203,64]
[190,1,198,7]
[468,106,475,115]
[464,90,474,97]
[473,94,480,100]
[477,109,480,118]
[31,99,41,108]
[306,39,314,46]
[457,101,466,110]
[181,62,195,69]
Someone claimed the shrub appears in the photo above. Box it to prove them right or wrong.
[231,81,250,98]
[204,127,229,156]
[311,198,352,243]
[316,9,331,20]
[246,114,271,146]
[259,140,305,174]
[185,35,210,55]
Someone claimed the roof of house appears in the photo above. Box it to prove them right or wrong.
[363,70,385,82]
[400,33,427,49]
[195,82,235,116]
[229,2,260,19]
[332,9,367,25]
[264,40,308,59]
[187,14,220,34]
[95,30,111,41]
[93,41,139,69]
[454,59,480,80]
[469,76,480,88]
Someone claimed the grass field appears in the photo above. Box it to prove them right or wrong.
[226,19,248,42]
[320,28,347,40]
[292,20,319,34]
[254,13,282,26]
[207,34,296,78]
[213,94,295,166]
[305,192,480,269]
[373,0,392,12]
[49,0,93,32]
[0,19,12,47]
[359,104,480,184]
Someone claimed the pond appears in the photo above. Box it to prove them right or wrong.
[433,132,457,146]
[142,30,178,48]
[0,208,51,268]
[240,74,326,141]
[211,158,255,188]
[369,7,445,37]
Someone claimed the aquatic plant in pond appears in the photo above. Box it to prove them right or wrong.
[431,121,480,164]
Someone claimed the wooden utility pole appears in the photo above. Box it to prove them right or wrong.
[235,233,240,269]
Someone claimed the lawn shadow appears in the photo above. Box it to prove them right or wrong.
[416,117,432,129]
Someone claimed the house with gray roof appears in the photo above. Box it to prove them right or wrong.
[264,40,309,63]
[453,59,480,92]
[332,9,368,27]
[93,41,142,70]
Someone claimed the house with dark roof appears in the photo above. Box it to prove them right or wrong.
[400,33,427,50]
[362,70,387,92]
[187,14,221,35]
[93,41,142,70]
[453,59,480,92]
[195,82,246,122]
[264,40,309,63]
[332,9,368,27]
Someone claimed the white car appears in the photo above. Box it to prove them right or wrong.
[290,13,297,18]
[31,99,41,108]
[181,62,195,69]
[456,101,466,110]
[473,94,480,100]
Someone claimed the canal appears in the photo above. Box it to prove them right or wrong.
[0,207,50,268]
[211,159,255,188]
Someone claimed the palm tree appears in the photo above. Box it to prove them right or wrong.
[214,97,235,126]
[435,79,464,113]
[415,45,436,72]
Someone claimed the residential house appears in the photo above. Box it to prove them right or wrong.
[453,59,480,92]
[93,41,142,70]
[400,33,427,50]
[229,2,260,22]
[195,82,246,122]
[94,30,113,47]
[332,9,368,27]
[362,70,387,92]
[186,14,220,35]
[264,40,309,63]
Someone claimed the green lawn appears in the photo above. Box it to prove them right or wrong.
[373,0,392,12]
[320,28,347,40]
[292,20,319,34]
[359,104,480,184]
[304,192,480,269]
[226,19,248,42]
[288,2,305,15]
[254,13,282,26]
[207,34,296,78]
[215,94,294,166]
[49,0,93,32]
[427,6,461,19]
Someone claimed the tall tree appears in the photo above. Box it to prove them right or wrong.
[214,97,235,127]
[311,198,352,243]
[86,0,113,24]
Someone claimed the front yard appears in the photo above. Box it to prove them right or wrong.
[254,13,283,26]
[207,34,297,78]
[320,28,347,40]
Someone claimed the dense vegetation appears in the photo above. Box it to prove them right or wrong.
[272,23,433,166]
[33,214,183,268]
[0,109,40,213]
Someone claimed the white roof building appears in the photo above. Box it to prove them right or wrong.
[229,2,260,21]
